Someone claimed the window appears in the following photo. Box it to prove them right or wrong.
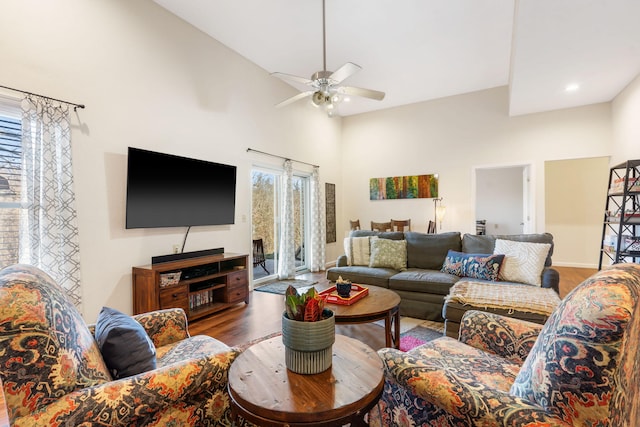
[0,99,22,269]
[251,167,310,282]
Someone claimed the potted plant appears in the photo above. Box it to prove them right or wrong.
[282,285,335,374]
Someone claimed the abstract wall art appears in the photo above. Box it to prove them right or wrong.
[369,174,438,200]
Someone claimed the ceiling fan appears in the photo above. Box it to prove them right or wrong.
[272,0,385,117]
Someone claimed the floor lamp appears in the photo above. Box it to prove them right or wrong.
[433,197,446,233]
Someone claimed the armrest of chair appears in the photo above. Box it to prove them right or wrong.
[375,347,572,427]
[336,255,348,267]
[133,308,190,348]
[541,267,560,293]
[12,347,240,426]
[458,310,543,364]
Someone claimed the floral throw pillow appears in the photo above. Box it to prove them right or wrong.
[494,239,551,286]
[369,238,407,271]
[441,250,505,281]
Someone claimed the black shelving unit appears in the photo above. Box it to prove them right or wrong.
[599,159,640,269]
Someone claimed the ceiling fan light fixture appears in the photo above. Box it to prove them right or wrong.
[311,91,328,107]
[271,0,385,116]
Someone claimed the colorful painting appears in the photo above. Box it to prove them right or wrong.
[369,174,438,200]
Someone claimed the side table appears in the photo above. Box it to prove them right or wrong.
[228,334,383,426]
[326,285,401,349]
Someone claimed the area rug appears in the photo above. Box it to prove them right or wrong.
[255,279,318,295]
[399,320,445,351]
[235,317,444,353]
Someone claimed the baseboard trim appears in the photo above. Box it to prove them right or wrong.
[553,262,598,269]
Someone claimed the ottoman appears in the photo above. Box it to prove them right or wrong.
[442,280,561,338]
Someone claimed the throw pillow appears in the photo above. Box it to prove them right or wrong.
[369,238,407,270]
[95,306,157,379]
[344,236,376,266]
[494,239,551,286]
[441,250,505,281]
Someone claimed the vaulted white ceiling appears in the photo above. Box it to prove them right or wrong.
[153,0,640,117]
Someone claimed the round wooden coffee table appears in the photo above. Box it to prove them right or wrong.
[228,334,383,426]
[326,285,401,349]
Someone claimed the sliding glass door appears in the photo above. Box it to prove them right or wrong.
[251,168,309,283]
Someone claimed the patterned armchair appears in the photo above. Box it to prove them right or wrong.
[0,264,241,426]
[370,263,640,426]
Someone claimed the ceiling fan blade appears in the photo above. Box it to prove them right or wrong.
[271,72,314,87]
[329,62,361,84]
[340,86,386,101]
[275,91,314,108]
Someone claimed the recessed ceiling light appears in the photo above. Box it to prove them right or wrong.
[565,83,580,92]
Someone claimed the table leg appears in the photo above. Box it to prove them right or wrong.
[393,306,400,349]
[384,306,401,349]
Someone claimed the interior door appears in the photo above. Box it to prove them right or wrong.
[475,165,531,235]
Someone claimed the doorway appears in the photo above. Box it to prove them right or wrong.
[475,165,532,235]
[251,168,309,284]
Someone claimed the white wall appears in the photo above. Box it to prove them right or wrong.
[476,166,524,235]
[612,73,640,164]
[0,0,342,320]
[341,86,612,250]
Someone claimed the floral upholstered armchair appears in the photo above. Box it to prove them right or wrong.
[0,264,241,426]
[370,263,640,427]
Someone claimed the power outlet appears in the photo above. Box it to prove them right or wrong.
[172,244,180,254]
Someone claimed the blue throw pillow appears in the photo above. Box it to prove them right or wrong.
[441,250,505,281]
[95,306,157,379]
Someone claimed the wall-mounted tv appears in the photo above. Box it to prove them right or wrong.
[126,147,237,229]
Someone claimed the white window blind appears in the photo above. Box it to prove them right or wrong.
[0,96,22,268]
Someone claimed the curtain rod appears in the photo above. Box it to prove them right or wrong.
[0,84,85,111]
[246,148,319,168]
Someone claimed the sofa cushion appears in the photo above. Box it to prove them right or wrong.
[350,230,405,240]
[389,269,459,296]
[494,239,551,286]
[462,233,554,267]
[95,306,157,379]
[441,250,505,281]
[369,238,407,270]
[405,231,461,269]
[326,266,395,288]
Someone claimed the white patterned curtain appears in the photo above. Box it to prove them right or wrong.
[19,96,82,309]
[277,160,296,279]
[309,167,325,272]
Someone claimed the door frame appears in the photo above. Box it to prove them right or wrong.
[472,162,535,234]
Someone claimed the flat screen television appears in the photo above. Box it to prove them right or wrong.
[125,147,237,229]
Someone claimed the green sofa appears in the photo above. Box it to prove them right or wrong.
[326,230,559,321]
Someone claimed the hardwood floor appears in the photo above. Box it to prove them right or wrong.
[188,266,599,350]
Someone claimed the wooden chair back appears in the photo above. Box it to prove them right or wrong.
[349,220,361,230]
[371,221,392,232]
[391,219,411,232]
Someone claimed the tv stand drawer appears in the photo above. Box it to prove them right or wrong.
[160,286,188,311]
